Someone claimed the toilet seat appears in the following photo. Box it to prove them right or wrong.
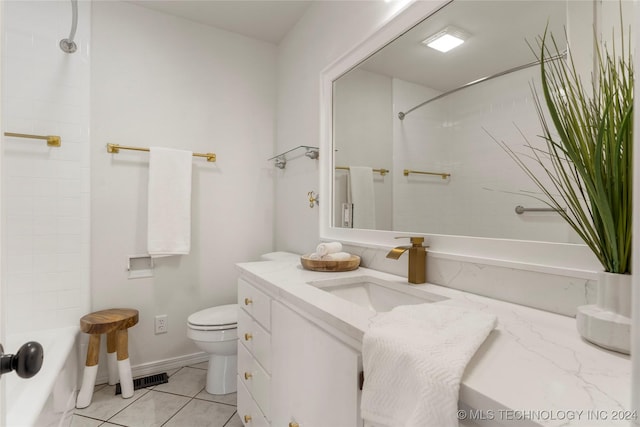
[188,323,236,331]
[188,304,238,331]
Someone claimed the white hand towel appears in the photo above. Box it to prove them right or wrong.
[316,241,342,256]
[321,252,352,261]
[349,166,376,229]
[147,147,193,257]
[361,303,497,427]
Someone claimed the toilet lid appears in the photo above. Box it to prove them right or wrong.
[188,304,238,327]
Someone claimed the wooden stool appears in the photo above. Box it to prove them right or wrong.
[76,308,139,409]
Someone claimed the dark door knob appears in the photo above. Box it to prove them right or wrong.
[0,341,44,379]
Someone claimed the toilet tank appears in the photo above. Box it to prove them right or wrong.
[260,252,299,261]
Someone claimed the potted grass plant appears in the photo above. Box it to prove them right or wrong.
[496,26,633,354]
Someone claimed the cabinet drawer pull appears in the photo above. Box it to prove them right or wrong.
[289,422,300,427]
[244,371,253,380]
[244,414,252,423]
[244,333,253,341]
[244,297,253,305]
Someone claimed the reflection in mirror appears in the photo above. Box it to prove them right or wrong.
[332,0,580,243]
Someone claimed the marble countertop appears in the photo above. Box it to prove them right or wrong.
[236,258,631,427]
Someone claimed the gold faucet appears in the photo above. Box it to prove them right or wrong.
[386,237,428,284]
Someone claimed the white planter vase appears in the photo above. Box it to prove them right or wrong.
[576,271,631,354]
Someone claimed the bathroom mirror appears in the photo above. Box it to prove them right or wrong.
[320,0,607,272]
[332,0,571,241]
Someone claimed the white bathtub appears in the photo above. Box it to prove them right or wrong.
[5,326,79,427]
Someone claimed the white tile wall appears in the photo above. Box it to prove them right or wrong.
[2,0,90,334]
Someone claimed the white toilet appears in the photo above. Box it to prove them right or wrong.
[187,303,238,395]
[186,253,297,394]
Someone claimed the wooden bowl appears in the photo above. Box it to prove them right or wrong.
[300,254,361,272]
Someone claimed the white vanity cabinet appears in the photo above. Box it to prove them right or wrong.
[237,275,362,427]
[271,301,362,427]
[237,278,272,426]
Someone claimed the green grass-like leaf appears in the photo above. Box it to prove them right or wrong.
[494,23,633,274]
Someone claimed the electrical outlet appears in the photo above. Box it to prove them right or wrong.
[155,315,168,334]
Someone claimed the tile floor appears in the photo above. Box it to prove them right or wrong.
[72,363,242,427]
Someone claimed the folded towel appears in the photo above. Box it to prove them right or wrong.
[361,303,497,427]
[147,147,193,257]
[321,252,351,261]
[349,166,376,229]
[308,253,322,260]
[316,241,342,256]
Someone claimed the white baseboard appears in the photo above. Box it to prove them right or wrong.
[95,352,209,385]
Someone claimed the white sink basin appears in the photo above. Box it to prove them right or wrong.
[307,275,446,312]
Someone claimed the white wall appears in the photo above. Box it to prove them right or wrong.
[1,0,91,335]
[275,1,404,254]
[91,2,276,367]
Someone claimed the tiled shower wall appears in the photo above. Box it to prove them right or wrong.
[392,70,581,244]
[2,0,90,334]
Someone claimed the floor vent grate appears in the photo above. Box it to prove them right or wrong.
[115,372,169,395]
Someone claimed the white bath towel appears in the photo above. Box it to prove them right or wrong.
[349,166,376,229]
[147,147,193,257]
[321,251,351,261]
[316,241,342,256]
[361,303,497,427]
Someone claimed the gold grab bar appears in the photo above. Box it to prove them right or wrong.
[107,143,216,162]
[335,166,389,176]
[403,169,450,179]
[4,132,61,147]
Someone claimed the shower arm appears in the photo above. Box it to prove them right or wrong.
[59,0,78,53]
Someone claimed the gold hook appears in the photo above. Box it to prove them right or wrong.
[308,191,319,208]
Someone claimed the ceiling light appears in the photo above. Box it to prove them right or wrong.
[422,27,468,53]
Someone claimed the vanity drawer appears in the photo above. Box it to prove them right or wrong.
[238,278,271,330]
[237,377,269,427]
[238,308,271,372]
[238,341,271,420]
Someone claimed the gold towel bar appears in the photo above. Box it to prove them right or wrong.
[335,166,389,176]
[403,169,450,179]
[107,143,216,162]
[4,132,61,147]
